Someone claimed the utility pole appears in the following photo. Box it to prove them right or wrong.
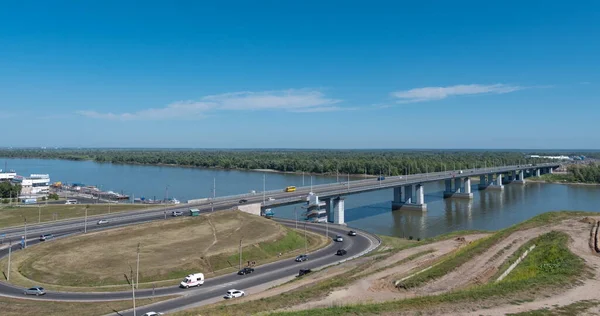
[131,265,136,316]
[23,217,27,249]
[213,178,216,199]
[211,202,214,212]
[84,205,88,233]
[38,203,41,223]
[262,174,266,205]
[136,243,140,289]
[164,185,169,219]
[347,173,350,191]
[310,176,313,192]
[304,222,307,254]
[239,237,243,270]
[302,172,304,186]
[336,167,339,183]
[7,240,11,281]
[294,206,298,229]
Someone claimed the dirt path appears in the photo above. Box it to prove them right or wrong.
[456,218,600,316]
[416,227,547,295]
[203,217,219,254]
[284,234,488,311]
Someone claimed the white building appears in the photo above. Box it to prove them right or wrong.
[14,174,51,196]
[0,169,17,181]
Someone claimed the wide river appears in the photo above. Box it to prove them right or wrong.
[4,158,600,238]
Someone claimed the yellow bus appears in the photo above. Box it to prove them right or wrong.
[284,186,296,192]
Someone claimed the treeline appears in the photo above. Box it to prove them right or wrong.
[568,163,600,183]
[0,182,21,199]
[0,149,552,176]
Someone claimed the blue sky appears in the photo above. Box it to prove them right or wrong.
[1,1,599,149]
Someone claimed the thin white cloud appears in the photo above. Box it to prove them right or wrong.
[290,106,357,113]
[78,89,343,120]
[391,84,523,103]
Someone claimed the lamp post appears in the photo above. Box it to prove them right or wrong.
[38,203,41,223]
[23,216,27,249]
[136,243,140,289]
[84,205,88,233]
[239,237,243,270]
[7,239,12,281]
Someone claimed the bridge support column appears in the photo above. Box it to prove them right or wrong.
[514,170,526,184]
[332,197,345,225]
[487,173,504,190]
[535,169,541,177]
[392,184,427,211]
[444,177,473,199]
[478,175,489,190]
[549,167,554,174]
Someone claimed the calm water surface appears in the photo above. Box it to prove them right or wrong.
[3,158,600,238]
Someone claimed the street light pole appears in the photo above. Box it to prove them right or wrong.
[7,240,11,281]
[38,204,41,223]
[294,206,298,229]
[136,243,140,289]
[304,222,307,254]
[84,205,88,233]
[23,217,27,249]
[131,265,137,316]
[239,237,243,270]
[263,174,266,205]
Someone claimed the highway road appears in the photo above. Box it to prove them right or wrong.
[0,216,378,315]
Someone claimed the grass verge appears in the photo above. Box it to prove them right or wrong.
[0,204,155,229]
[506,300,600,315]
[0,295,175,316]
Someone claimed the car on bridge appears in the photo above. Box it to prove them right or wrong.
[23,287,45,296]
[267,197,275,201]
[295,254,308,262]
[224,289,245,299]
[336,249,348,256]
[239,199,248,204]
[97,219,109,225]
[238,267,255,275]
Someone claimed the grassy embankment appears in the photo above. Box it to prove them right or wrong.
[506,300,600,315]
[0,295,175,316]
[169,229,489,316]
[527,173,572,183]
[0,204,156,229]
[2,210,328,292]
[267,214,589,316]
[170,211,590,316]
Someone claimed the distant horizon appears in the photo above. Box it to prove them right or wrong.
[1,147,599,152]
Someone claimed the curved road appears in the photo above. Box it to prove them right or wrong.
[0,215,379,315]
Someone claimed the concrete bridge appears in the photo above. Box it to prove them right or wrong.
[256,163,559,225]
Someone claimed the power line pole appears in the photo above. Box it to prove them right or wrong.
[294,206,298,229]
[262,174,266,205]
[131,265,136,316]
[164,185,169,219]
[136,243,140,289]
[23,217,27,249]
[213,178,216,199]
[310,176,313,192]
[84,205,88,233]
[304,222,307,254]
[38,203,41,223]
[347,173,350,191]
[7,240,11,281]
[239,237,243,270]
[302,172,304,186]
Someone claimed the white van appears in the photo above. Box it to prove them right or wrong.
[180,273,204,288]
[65,199,78,205]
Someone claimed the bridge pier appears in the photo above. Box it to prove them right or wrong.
[443,177,473,199]
[513,170,526,184]
[535,169,541,177]
[479,173,503,190]
[392,184,427,211]
[332,197,345,225]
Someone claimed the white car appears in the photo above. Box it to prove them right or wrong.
[334,235,344,242]
[224,289,245,299]
[267,197,275,201]
[97,219,109,225]
[142,312,163,316]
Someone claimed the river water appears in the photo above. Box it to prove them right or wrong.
[3,158,600,238]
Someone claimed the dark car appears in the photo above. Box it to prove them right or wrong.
[23,287,46,296]
[298,269,312,277]
[239,199,248,204]
[347,231,357,237]
[377,176,385,181]
[336,249,348,256]
[237,267,255,275]
[295,254,308,262]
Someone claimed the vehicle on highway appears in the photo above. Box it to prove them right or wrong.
[334,235,344,242]
[285,186,296,192]
[347,230,357,236]
[39,234,54,241]
[238,267,255,275]
[142,312,164,316]
[180,273,204,288]
[65,199,78,205]
[295,254,308,262]
[23,287,45,296]
[171,211,183,217]
[189,208,200,216]
[336,249,348,256]
[377,176,385,181]
[224,289,245,299]
[239,199,248,204]
[267,197,275,201]
[459,170,464,174]
[298,269,312,277]
[97,219,109,225]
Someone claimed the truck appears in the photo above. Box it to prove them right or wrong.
[180,273,204,288]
